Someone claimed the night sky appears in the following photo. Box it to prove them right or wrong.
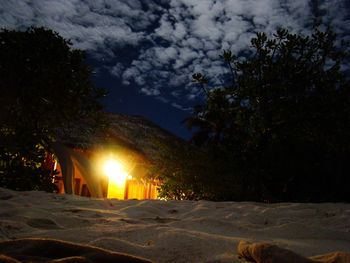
[1,0,349,139]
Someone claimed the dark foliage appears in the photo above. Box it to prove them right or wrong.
[153,143,210,201]
[177,28,350,202]
[0,27,106,191]
[152,131,256,201]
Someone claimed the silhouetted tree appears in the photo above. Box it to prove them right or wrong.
[186,28,350,202]
[0,27,106,191]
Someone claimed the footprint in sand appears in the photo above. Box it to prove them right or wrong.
[26,218,61,230]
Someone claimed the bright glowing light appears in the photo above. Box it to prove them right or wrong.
[103,158,128,199]
[103,159,123,178]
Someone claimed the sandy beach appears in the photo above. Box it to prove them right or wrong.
[0,187,349,262]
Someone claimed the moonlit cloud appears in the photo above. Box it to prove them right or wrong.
[121,0,349,109]
[109,62,125,78]
[0,0,157,50]
[1,0,349,110]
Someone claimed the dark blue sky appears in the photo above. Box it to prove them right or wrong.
[1,0,349,139]
[92,66,193,139]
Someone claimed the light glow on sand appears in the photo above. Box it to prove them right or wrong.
[103,158,128,199]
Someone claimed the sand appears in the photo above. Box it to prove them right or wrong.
[0,187,349,262]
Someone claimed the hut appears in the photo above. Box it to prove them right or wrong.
[44,113,184,200]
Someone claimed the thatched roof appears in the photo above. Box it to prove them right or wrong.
[105,113,186,161]
[58,113,187,164]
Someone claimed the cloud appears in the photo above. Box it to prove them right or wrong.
[110,62,125,78]
[171,102,191,111]
[140,87,160,96]
[0,0,158,50]
[156,96,169,103]
[122,0,349,108]
[1,0,349,110]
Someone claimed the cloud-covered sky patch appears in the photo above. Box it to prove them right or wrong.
[1,0,349,111]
